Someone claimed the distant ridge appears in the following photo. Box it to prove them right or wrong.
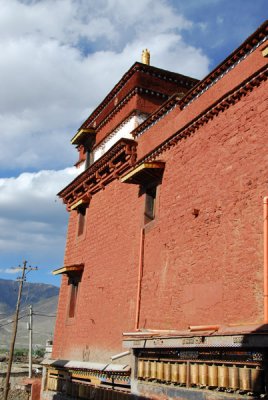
[0,278,59,349]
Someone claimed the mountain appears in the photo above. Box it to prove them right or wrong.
[0,278,59,349]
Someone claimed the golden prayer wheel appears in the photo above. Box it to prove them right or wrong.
[171,363,179,384]
[73,382,78,396]
[78,384,86,398]
[208,364,218,387]
[164,362,171,382]
[157,361,164,381]
[239,366,251,391]
[150,361,157,380]
[144,360,150,379]
[218,365,229,389]
[190,363,199,386]
[137,359,144,379]
[85,386,91,397]
[251,366,264,393]
[229,365,239,390]
[66,381,72,395]
[102,389,109,400]
[95,388,101,400]
[199,363,208,386]
[118,389,124,400]
[110,389,115,400]
[71,383,75,396]
[84,385,90,398]
[178,363,187,385]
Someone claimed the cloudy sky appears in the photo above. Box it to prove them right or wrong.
[0,0,266,286]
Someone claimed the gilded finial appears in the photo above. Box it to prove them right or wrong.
[141,49,150,65]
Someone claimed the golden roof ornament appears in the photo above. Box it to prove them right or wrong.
[141,49,150,65]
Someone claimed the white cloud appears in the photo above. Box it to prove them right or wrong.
[0,167,78,255]
[0,0,211,284]
[0,268,21,274]
[0,0,209,172]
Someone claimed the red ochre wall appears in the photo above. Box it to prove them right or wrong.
[52,180,144,362]
[52,77,267,362]
[52,33,268,362]
[139,80,267,329]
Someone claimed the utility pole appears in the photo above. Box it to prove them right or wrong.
[3,261,37,400]
[28,305,33,378]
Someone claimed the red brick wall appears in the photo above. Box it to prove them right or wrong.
[139,80,267,328]
[53,42,268,362]
[53,180,144,361]
[136,42,268,162]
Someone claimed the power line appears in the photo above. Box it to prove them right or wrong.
[33,312,56,317]
[3,261,38,400]
[0,314,28,329]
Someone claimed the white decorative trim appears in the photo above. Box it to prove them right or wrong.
[93,113,147,162]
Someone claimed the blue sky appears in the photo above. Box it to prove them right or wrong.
[0,0,267,286]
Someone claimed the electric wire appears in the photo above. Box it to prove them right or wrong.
[33,313,56,317]
[0,314,28,329]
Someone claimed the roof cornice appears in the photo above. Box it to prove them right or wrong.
[58,138,137,210]
[180,20,268,108]
[133,20,268,139]
[137,64,268,165]
[79,63,198,132]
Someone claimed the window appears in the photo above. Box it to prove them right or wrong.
[68,274,81,318]
[144,184,157,224]
[77,204,87,237]
[85,150,94,168]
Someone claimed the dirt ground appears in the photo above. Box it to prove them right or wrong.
[0,389,29,400]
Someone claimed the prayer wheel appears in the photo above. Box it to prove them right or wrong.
[229,365,239,390]
[251,366,264,393]
[157,361,164,381]
[218,365,229,389]
[164,362,171,382]
[95,387,101,400]
[171,363,179,384]
[239,366,251,391]
[85,386,91,397]
[190,363,199,386]
[178,363,187,385]
[137,359,144,379]
[102,389,109,400]
[208,364,218,388]
[144,360,150,379]
[73,383,79,397]
[78,384,86,398]
[111,389,116,400]
[150,361,157,380]
[66,381,72,396]
[199,363,208,387]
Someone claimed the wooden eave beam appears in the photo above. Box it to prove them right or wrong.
[121,161,165,185]
[71,128,95,145]
[53,263,84,275]
[70,199,88,211]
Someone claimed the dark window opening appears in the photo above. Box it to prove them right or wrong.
[77,204,87,237]
[84,136,96,169]
[85,150,94,168]
[144,185,157,224]
[68,274,82,318]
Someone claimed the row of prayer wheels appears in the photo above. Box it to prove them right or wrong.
[137,360,264,394]
[66,382,130,400]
